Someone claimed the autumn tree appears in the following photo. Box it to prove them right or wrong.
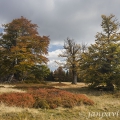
[54,66,66,83]
[0,16,50,82]
[59,38,86,84]
[81,14,120,90]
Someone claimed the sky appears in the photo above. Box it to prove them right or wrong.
[0,0,120,71]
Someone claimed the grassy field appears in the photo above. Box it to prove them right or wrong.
[0,82,120,120]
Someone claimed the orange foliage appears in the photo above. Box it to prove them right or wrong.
[29,88,94,108]
[0,88,94,109]
[2,16,50,72]
[0,93,35,108]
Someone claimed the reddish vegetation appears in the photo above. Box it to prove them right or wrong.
[0,88,94,109]
[0,93,35,107]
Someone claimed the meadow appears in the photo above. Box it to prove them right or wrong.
[0,82,120,120]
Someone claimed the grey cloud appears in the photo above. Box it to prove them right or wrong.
[0,0,120,45]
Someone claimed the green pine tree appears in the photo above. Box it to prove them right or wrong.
[81,14,120,90]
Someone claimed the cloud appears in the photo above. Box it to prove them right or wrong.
[1,0,120,45]
[47,49,65,71]
[1,0,120,70]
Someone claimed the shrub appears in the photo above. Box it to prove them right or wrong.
[0,88,94,109]
[29,88,94,108]
[0,93,35,108]
[33,97,50,109]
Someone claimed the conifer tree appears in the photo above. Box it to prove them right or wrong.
[81,14,120,90]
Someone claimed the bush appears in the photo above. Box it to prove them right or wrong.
[0,93,35,108]
[33,97,50,109]
[0,88,94,109]
[29,88,94,108]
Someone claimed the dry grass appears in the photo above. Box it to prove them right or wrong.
[50,82,87,88]
[0,84,25,94]
[0,82,119,120]
[0,87,25,94]
[0,102,38,114]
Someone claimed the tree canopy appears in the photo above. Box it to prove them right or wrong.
[0,16,50,82]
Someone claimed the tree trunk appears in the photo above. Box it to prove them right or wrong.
[72,71,77,84]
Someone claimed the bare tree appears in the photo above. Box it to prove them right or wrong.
[59,38,86,84]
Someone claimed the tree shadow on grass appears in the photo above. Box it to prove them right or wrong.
[61,86,114,96]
